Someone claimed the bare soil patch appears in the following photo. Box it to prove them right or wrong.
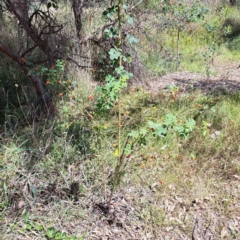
[146,61,240,94]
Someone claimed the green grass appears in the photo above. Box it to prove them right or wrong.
[1,84,240,238]
[140,4,240,75]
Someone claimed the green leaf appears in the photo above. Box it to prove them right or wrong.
[175,125,185,133]
[61,232,68,240]
[25,223,32,230]
[35,224,43,231]
[127,35,138,45]
[23,211,30,222]
[211,106,216,112]
[155,126,167,137]
[140,128,147,136]
[123,54,132,63]
[148,121,157,129]
[102,6,118,18]
[0,203,6,209]
[45,227,56,239]
[126,15,134,25]
[128,130,139,138]
[54,231,62,239]
[115,66,124,74]
[124,144,132,155]
[148,121,167,137]
[109,48,121,60]
[63,106,70,114]
[104,27,118,39]
[190,153,195,159]
[119,69,133,79]
[164,113,177,126]
[185,119,196,131]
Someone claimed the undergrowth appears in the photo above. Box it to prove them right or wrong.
[140,3,240,76]
[1,1,240,239]
[1,83,240,238]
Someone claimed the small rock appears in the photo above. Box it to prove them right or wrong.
[211,130,220,139]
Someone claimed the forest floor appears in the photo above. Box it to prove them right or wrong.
[147,60,240,93]
[1,62,240,240]
[81,62,240,239]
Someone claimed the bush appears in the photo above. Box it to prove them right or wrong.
[222,17,240,38]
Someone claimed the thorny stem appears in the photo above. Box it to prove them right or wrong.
[108,0,124,209]
[177,28,180,68]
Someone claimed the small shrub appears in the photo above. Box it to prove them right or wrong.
[222,17,240,38]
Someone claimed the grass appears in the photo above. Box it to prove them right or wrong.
[139,4,240,76]
[1,78,240,238]
[1,2,240,239]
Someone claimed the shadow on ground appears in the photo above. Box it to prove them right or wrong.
[147,71,240,94]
